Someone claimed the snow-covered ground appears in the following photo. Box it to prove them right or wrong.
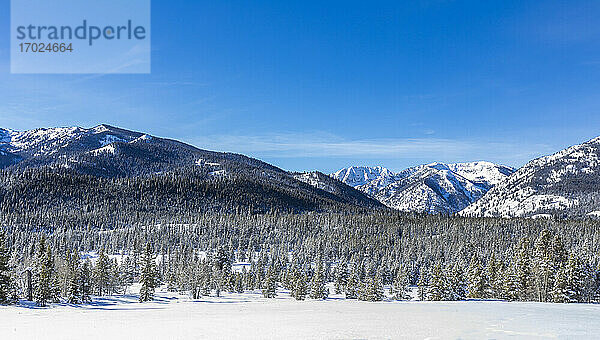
[1,287,600,339]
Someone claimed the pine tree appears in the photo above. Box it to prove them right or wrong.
[80,259,92,303]
[33,239,58,307]
[359,276,384,301]
[514,238,534,301]
[139,243,157,302]
[564,254,585,303]
[0,231,15,305]
[345,267,359,299]
[502,264,520,302]
[201,261,212,296]
[94,248,110,296]
[309,263,328,300]
[533,229,554,302]
[392,265,410,300]
[66,250,81,304]
[121,253,136,291]
[335,261,349,294]
[417,267,428,301]
[551,264,569,303]
[214,246,232,273]
[427,263,445,301]
[262,268,277,298]
[448,263,466,301]
[467,254,486,299]
[235,273,245,293]
[119,255,135,294]
[292,272,308,300]
[485,254,502,299]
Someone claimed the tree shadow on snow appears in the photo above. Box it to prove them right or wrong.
[13,294,178,310]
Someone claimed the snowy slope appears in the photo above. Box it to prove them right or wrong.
[332,162,515,214]
[461,136,600,218]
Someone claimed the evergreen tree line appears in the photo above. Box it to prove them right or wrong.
[2,212,600,305]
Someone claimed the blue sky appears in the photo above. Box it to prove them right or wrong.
[1,0,600,172]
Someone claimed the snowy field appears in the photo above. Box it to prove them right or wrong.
[1,287,600,339]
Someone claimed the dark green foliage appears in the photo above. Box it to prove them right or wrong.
[0,231,16,305]
[467,254,486,299]
[309,263,328,300]
[139,243,157,302]
[262,268,277,298]
[392,265,410,300]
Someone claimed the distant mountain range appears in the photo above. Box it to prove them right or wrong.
[331,162,515,214]
[2,124,599,220]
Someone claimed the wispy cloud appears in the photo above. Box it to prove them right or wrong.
[188,132,555,168]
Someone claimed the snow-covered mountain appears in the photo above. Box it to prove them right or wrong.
[331,166,396,187]
[461,136,600,219]
[0,124,382,213]
[332,162,515,214]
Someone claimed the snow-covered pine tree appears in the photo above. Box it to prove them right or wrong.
[119,255,135,294]
[309,263,328,300]
[448,263,466,301]
[502,263,520,302]
[564,254,585,303]
[214,246,232,273]
[467,254,486,299]
[80,259,92,303]
[94,248,110,296]
[0,231,15,305]
[212,269,224,297]
[66,250,81,304]
[580,259,597,303]
[225,271,236,293]
[201,260,212,296]
[292,271,308,300]
[262,267,277,298]
[551,235,568,268]
[359,275,384,302]
[139,243,157,302]
[33,239,59,307]
[550,263,569,303]
[514,237,534,301]
[417,267,428,301]
[345,266,359,299]
[485,254,502,299]
[392,264,410,300]
[533,229,554,302]
[335,261,349,294]
[427,263,445,301]
[235,272,245,293]
[108,258,122,295]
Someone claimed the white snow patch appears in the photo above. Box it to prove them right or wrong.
[99,135,126,147]
[2,288,600,339]
[90,145,117,155]
[196,159,221,167]
[130,134,153,143]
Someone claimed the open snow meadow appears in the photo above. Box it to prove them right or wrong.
[2,285,600,340]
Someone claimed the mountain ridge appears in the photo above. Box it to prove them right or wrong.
[0,124,383,219]
[461,135,600,219]
[332,161,515,214]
